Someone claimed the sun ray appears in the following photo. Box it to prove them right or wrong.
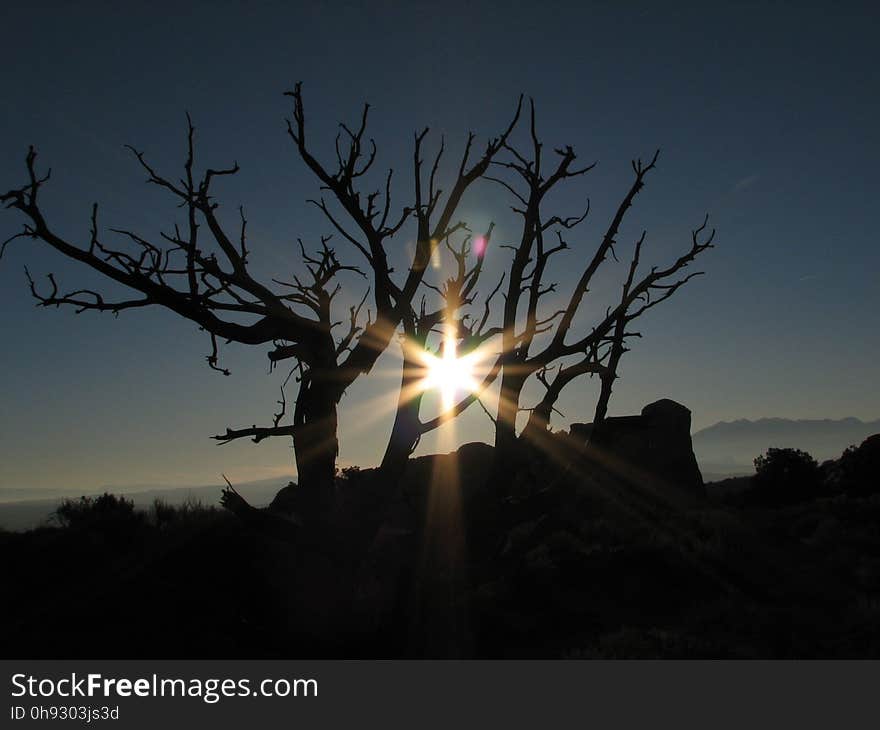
[411,327,495,416]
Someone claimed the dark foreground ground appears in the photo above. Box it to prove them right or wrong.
[2,439,879,658]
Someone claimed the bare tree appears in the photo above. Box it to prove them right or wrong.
[482,102,715,474]
[2,87,712,523]
[379,225,504,474]
[1,86,521,519]
[521,222,715,448]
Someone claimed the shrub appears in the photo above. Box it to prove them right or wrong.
[751,448,823,505]
[338,465,361,482]
[150,496,219,528]
[836,435,880,497]
[150,498,177,528]
[54,492,144,536]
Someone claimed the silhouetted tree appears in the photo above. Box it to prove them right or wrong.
[380,226,503,474]
[829,435,880,497]
[752,447,823,505]
[54,493,145,543]
[1,85,521,519]
[476,102,714,474]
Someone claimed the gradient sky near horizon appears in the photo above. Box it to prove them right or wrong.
[1,2,878,492]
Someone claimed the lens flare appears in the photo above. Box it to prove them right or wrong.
[473,235,487,258]
[421,326,480,410]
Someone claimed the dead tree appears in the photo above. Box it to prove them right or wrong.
[485,102,715,473]
[1,86,521,519]
[380,226,504,474]
[522,223,714,448]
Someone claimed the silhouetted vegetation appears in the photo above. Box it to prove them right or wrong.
[53,493,146,544]
[1,84,876,660]
[749,447,824,505]
[2,433,878,658]
[830,435,880,497]
[2,87,712,530]
[1,88,523,509]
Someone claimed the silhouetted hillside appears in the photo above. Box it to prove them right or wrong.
[693,416,880,477]
[3,437,880,658]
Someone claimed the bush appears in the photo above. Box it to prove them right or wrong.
[339,465,361,480]
[751,448,823,505]
[151,498,177,527]
[54,492,145,537]
[150,496,218,528]
[836,435,880,497]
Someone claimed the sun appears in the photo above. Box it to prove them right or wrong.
[420,328,481,410]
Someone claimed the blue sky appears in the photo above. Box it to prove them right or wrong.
[1,2,878,491]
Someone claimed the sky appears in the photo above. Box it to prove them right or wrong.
[1,1,878,493]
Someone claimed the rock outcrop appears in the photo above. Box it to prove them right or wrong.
[571,399,705,495]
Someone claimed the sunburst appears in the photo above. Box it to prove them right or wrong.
[419,327,482,410]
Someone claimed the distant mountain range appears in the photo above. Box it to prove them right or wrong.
[692,416,880,479]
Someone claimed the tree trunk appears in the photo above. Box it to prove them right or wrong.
[491,371,526,494]
[493,371,525,453]
[518,389,578,486]
[292,375,339,518]
[380,329,429,479]
[592,334,624,443]
[520,399,553,448]
[381,390,424,477]
[591,373,614,439]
